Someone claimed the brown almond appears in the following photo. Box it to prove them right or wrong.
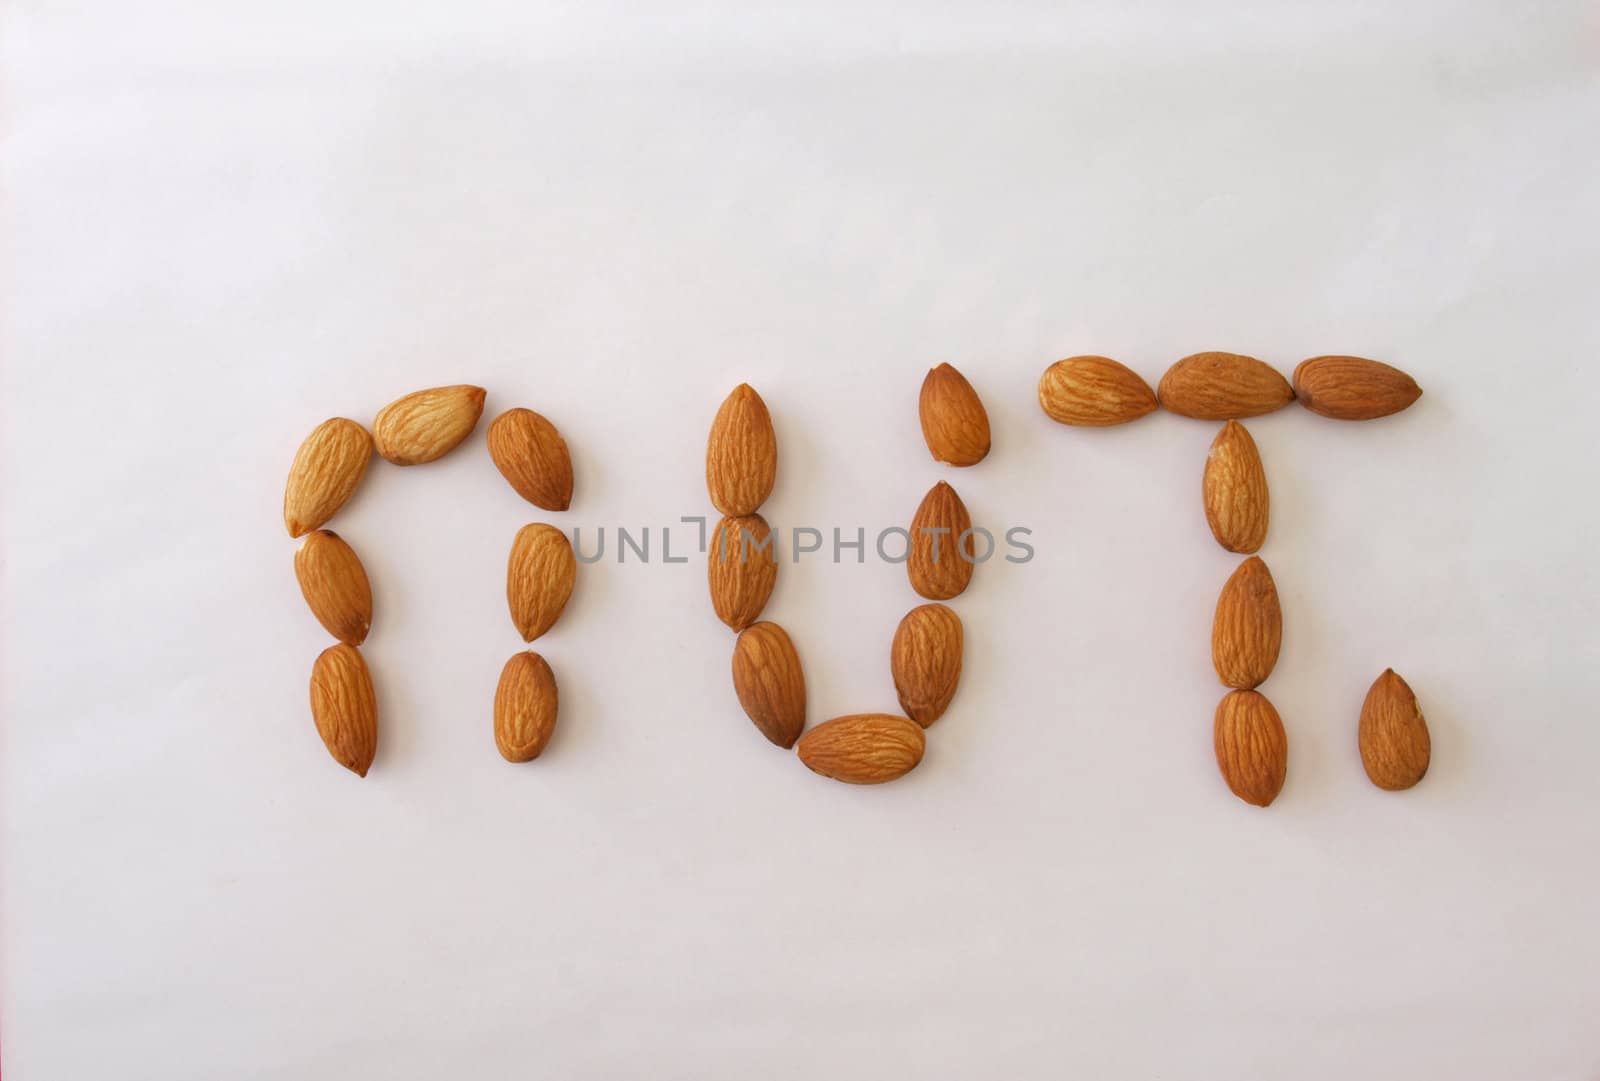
[1157,352,1294,420]
[507,523,577,642]
[796,714,926,784]
[918,363,991,466]
[709,514,778,631]
[1359,668,1431,790]
[488,407,574,510]
[1202,420,1269,554]
[294,530,373,645]
[908,481,975,601]
[891,603,963,727]
[1214,689,1287,807]
[1293,356,1422,420]
[309,643,377,777]
[494,651,559,762]
[731,621,806,748]
[372,384,486,465]
[1212,557,1282,690]
[1037,356,1158,426]
[706,383,777,517]
[283,418,373,537]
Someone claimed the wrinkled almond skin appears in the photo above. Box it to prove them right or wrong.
[1293,356,1422,420]
[709,514,778,631]
[1359,668,1431,790]
[1214,690,1287,807]
[294,530,373,645]
[796,714,926,784]
[1037,356,1158,426]
[706,384,777,517]
[283,418,373,537]
[309,643,377,777]
[919,363,991,466]
[488,407,574,510]
[731,621,806,748]
[908,481,976,601]
[1157,352,1294,420]
[1203,420,1269,554]
[372,384,487,465]
[494,651,558,762]
[891,603,964,727]
[507,523,577,642]
[1212,557,1282,690]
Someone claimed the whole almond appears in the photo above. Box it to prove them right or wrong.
[309,643,377,777]
[1202,420,1269,554]
[507,523,577,642]
[908,481,975,601]
[294,530,373,645]
[488,407,574,510]
[891,603,963,727]
[1293,356,1422,420]
[731,621,806,748]
[1214,689,1287,807]
[1359,668,1431,790]
[1037,356,1158,426]
[1157,352,1294,420]
[706,383,777,517]
[709,514,778,631]
[796,713,926,784]
[919,363,991,466]
[494,650,559,762]
[1212,556,1282,690]
[372,384,486,465]
[283,418,373,537]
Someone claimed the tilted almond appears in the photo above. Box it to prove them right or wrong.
[919,363,991,466]
[1214,689,1287,807]
[309,643,377,777]
[283,417,373,537]
[494,650,559,762]
[1359,668,1431,790]
[507,523,577,642]
[1037,355,1158,426]
[709,514,778,631]
[908,481,975,600]
[372,384,486,465]
[1293,356,1422,420]
[294,530,373,645]
[796,714,926,784]
[731,621,806,748]
[891,603,963,727]
[1212,556,1282,690]
[706,383,777,517]
[1157,352,1294,420]
[1202,420,1269,554]
[488,407,574,510]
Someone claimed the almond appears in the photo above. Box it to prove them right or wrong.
[1202,420,1269,554]
[918,363,991,466]
[796,714,926,784]
[309,643,377,777]
[908,481,975,600]
[1157,352,1294,420]
[1214,689,1287,807]
[1293,356,1422,420]
[709,514,778,631]
[294,530,373,645]
[494,650,559,762]
[1037,355,1158,426]
[1359,668,1431,790]
[372,384,486,465]
[891,603,963,727]
[283,418,373,537]
[488,407,574,510]
[731,621,806,748]
[1212,556,1282,690]
[507,523,577,642]
[706,383,777,516]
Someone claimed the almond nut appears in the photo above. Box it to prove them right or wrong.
[796,713,926,784]
[1157,352,1294,420]
[507,523,577,642]
[494,650,558,762]
[706,383,777,517]
[309,643,377,777]
[1293,356,1422,420]
[1037,356,1158,426]
[1214,689,1287,807]
[1212,556,1282,690]
[731,621,806,748]
[891,603,963,727]
[709,514,778,631]
[283,417,373,537]
[488,407,574,510]
[372,384,486,465]
[908,481,975,601]
[294,530,373,645]
[919,363,991,466]
[1359,668,1431,790]
[1202,420,1269,554]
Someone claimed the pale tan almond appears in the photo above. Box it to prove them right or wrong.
[891,603,963,727]
[908,481,975,601]
[1214,689,1287,807]
[1359,668,1431,790]
[1037,355,1158,426]
[1157,352,1294,420]
[706,384,777,516]
[796,714,926,784]
[507,523,577,642]
[731,621,806,748]
[488,407,574,510]
[309,643,377,777]
[919,363,991,466]
[1293,356,1422,420]
[709,514,778,631]
[1202,420,1269,554]
[1212,556,1282,690]
[294,530,373,645]
[372,384,486,465]
[494,650,558,762]
[283,418,373,537]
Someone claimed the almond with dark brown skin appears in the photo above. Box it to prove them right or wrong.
[488,407,574,510]
[1293,356,1422,420]
[1157,352,1294,420]
[1359,668,1431,790]
[919,363,991,466]
[731,621,806,748]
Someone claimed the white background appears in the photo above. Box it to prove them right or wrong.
[4,3,1599,1078]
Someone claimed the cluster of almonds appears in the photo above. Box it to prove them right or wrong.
[1037,351,1434,804]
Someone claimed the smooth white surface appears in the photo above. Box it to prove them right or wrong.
[4,3,1599,1078]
